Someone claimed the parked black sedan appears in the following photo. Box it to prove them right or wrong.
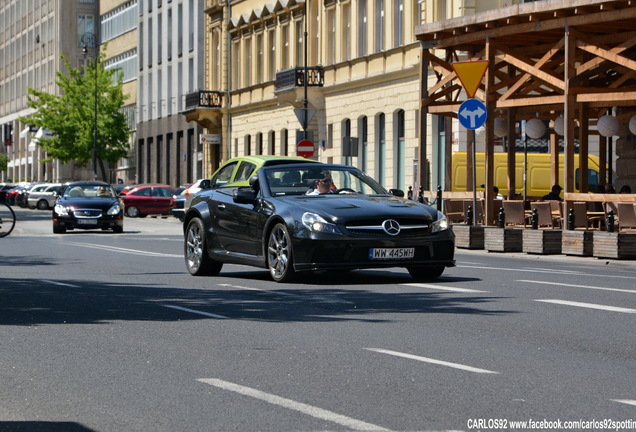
[52,182,124,234]
[183,163,455,282]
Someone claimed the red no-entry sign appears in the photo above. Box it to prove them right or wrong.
[297,139,315,158]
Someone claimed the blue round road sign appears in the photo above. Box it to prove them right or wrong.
[458,99,487,130]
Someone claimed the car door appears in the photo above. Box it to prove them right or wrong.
[212,187,262,256]
[152,187,174,214]
[127,187,152,214]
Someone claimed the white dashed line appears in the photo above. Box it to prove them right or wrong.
[197,378,392,431]
[403,283,487,293]
[611,399,636,407]
[365,348,498,374]
[535,299,636,314]
[162,305,228,319]
[41,280,81,288]
[518,280,636,294]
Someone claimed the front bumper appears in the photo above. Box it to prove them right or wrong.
[291,230,455,272]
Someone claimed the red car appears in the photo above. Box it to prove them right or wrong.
[119,184,175,217]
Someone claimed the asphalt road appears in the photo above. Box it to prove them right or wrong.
[1,207,635,431]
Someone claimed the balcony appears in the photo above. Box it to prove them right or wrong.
[275,67,324,91]
[184,90,224,110]
[182,90,224,130]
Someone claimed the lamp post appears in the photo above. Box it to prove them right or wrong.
[303,0,309,138]
[81,32,98,181]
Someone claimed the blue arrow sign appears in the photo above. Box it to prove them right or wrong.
[458,98,487,130]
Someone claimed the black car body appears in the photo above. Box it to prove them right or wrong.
[184,163,455,282]
[52,182,124,234]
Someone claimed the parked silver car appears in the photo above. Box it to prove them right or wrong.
[27,183,62,210]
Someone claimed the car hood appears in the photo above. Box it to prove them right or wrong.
[275,195,438,222]
[57,197,120,208]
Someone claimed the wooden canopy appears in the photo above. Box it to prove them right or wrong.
[415,0,636,224]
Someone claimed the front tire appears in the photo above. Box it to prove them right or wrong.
[53,222,66,234]
[184,218,222,276]
[407,265,445,281]
[267,223,296,282]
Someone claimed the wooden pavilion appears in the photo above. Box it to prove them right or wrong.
[415,0,636,224]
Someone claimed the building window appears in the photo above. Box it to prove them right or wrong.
[244,135,251,155]
[376,113,386,186]
[256,133,263,155]
[281,129,288,155]
[256,33,263,83]
[358,0,367,57]
[326,8,336,64]
[282,25,289,69]
[375,0,385,52]
[342,3,351,61]
[77,15,95,47]
[268,131,275,155]
[393,0,403,47]
[232,40,240,89]
[395,109,405,190]
[296,19,303,67]
[358,116,368,172]
[244,37,252,86]
[268,28,276,80]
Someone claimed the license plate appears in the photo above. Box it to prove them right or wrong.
[369,247,415,260]
[77,219,98,225]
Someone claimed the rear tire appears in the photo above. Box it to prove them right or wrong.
[184,218,223,276]
[267,223,296,282]
[407,265,445,281]
[37,199,49,210]
[125,206,139,217]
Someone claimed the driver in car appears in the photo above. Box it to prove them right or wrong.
[306,171,335,195]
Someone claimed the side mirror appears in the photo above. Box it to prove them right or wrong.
[200,179,211,189]
[389,188,405,198]
[248,175,260,191]
[233,188,258,204]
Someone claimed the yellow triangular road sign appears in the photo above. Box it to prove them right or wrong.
[452,60,489,99]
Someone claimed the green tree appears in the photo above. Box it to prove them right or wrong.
[0,153,8,172]
[19,49,130,181]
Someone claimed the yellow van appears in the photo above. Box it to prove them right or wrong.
[451,152,603,198]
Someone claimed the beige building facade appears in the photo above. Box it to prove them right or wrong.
[188,0,525,191]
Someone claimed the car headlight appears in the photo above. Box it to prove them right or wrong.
[54,204,69,216]
[107,203,121,216]
[302,212,341,234]
[431,211,450,232]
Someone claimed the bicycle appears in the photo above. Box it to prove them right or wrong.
[0,201,16,237]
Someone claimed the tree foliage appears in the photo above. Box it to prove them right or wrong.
[19,49,130,181]
[0,153,8,172]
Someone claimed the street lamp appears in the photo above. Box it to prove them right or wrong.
[81,32,98,181]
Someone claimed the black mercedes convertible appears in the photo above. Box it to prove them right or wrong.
[183,163,455,282]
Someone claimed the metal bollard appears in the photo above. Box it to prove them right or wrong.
[531,208,538,229]
[498,207,505,228]
[466,206,473,226]
[567,208,575,230]
[436,185,442,211]
[607,209,615,232]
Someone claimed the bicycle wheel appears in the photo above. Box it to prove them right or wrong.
[0,202,16,237]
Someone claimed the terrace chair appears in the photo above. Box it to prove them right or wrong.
[443,199,465,223]
[501,200,527,227]
[616,202,636,231]
[530,201,556,228]
[567,202,590,229]
[544,200,563,228]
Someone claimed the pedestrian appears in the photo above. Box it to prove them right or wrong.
[541,184,562,201]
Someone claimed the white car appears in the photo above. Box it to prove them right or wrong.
[27,183,62,210]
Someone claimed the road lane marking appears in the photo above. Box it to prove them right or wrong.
[364,348,498,374]
[218,283,352,304]
[518,280,636,294]
[612,399,636,407]
[162,305,228,319]
[197,378,392,431]
[403,283,487,293]
[462,265,636,280]
[42,280,81,288]
[535,299,636,314]
[66,241,181,257]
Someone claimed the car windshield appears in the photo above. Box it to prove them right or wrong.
[63,185,116,199]
[264,166,387,196]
